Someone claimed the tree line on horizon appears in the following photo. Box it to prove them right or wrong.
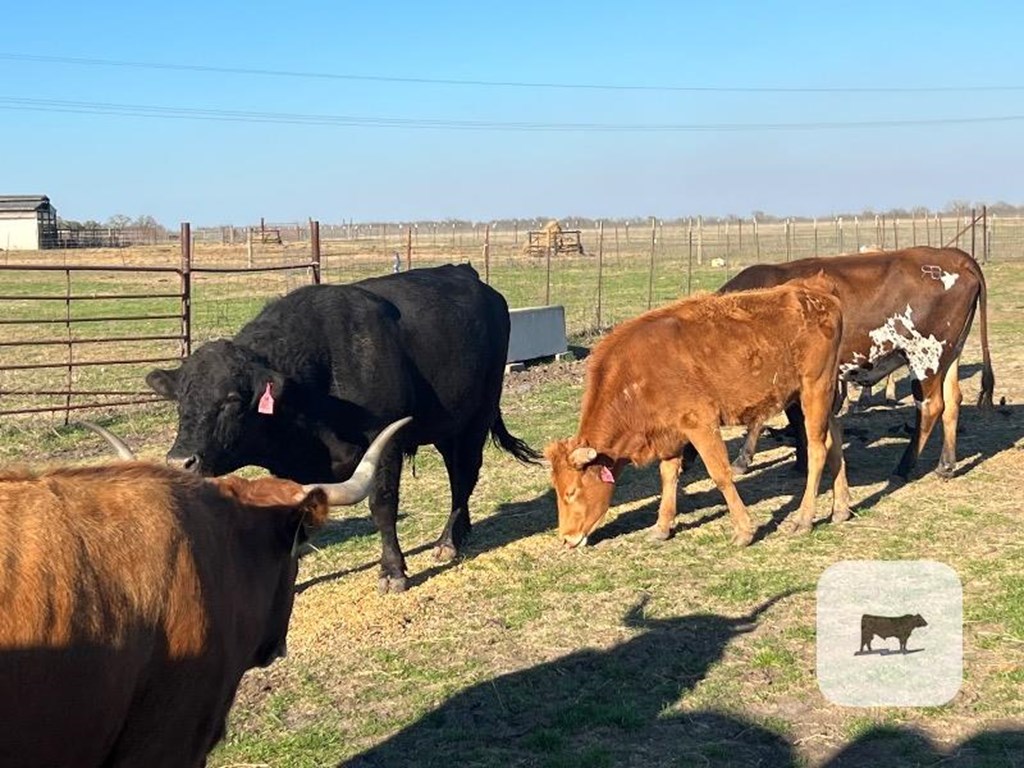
[55,199,1023,234]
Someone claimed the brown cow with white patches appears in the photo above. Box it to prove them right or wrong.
[720,246,994,479]
[0,418,407,768]
[546,281,851,548]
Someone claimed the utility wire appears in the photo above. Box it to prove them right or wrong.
[2,52,1023,94]
[1,96,1022,132]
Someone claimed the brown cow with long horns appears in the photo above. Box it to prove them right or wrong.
[0,418,408,768]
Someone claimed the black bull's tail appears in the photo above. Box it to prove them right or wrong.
[976,265,996,409]
[491,411,542,464]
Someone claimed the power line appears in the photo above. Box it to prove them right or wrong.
[2,96,1022,132]
[2,52,1023,94]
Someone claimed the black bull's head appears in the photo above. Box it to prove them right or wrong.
[146,340,295,476]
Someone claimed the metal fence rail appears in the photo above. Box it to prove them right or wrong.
[0,210,1012,424]
[0,222,323,421]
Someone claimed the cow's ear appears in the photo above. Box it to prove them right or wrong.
[146,368,180,400]
[287,488,329,557]
[295,488,330,529]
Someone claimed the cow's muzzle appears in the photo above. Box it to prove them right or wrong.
[562,534,588,550]
[166,453,201,473]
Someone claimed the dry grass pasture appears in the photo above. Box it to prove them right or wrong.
[0,245,1022,767]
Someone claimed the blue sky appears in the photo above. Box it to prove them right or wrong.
[2,1,1022,226]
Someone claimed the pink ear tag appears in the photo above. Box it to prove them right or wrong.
[599,466,615,484]
[258,382,275,415]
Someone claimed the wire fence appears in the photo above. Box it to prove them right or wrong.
[0,209,1017,424]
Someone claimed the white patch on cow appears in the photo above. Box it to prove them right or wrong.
[841,307,947,384]
[867,305,946,381]
[839,352,867,378]
[921,265,959,291]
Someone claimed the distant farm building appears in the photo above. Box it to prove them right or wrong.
[523,220,585,257]
[0,195,58,250]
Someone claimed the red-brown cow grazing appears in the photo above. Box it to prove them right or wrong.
[720,246,994,479]
[0,418,407,768]
[546,281,851,548]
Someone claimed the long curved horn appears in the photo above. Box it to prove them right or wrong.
[77,421,137,461]
[303,416,412,507]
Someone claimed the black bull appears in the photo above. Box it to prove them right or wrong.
[147,264,539,593]
[717,246,994,480]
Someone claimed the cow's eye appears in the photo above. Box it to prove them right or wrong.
[223,393,243,406]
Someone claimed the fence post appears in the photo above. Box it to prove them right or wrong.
[647,217,656,310]
[63,266,72,425]
[785,219,792,262]
[482,224,490,284]
[180,222,192,357]
[970,207,977,260]
[406,225,413,272]
[545,235,553,305]
[687,225,694,295]
[246,227,254,268]
[597,220,604,328]
[937,213,943,244]
[697,216,704,266]
[310,220,322,284]
[982,205,988,263]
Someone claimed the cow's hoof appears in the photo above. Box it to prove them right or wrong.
[378,574,409,594]
[781,519,812,536]
[730,461,749,477]
[433,542,458,562]
[934,464,955,480]
[647,525,673,542]
[832,508,853,524]
[730,530,755,547]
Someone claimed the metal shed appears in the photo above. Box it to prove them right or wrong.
[0,195,58,250]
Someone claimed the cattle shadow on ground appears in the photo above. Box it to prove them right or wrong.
[586,399,1022,548]
[340,593,800,767]
[840,400,1022,483]
[852,648,924,657]
[820,725,1024,767]
[298,400,1022,592]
